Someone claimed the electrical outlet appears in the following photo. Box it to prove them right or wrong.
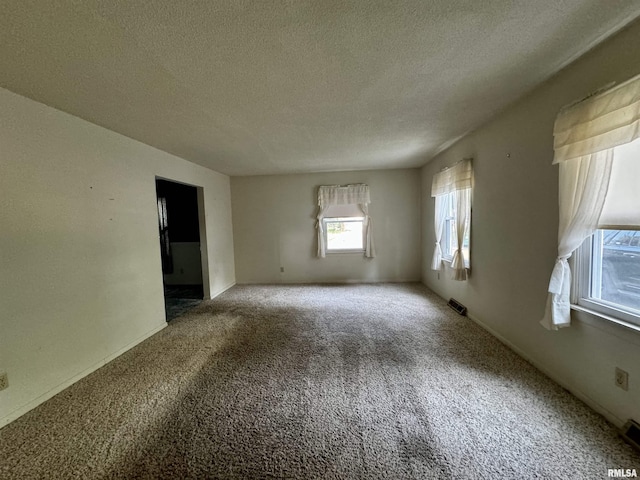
[615,367,629,391]
[0,372,8,391]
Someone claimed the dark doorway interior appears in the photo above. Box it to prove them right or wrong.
[156,179,204,321]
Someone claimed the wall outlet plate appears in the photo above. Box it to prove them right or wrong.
[615,367,629,391]
[0,372,8,391]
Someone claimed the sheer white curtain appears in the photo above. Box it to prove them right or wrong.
[541,73,640,330]
[431,159,472,279]
[541,152,613,329]
[451,188,470,281]
[316,184,375,258]
[316,203,330,258]
[431,195,447,270]
[360,202,375,257]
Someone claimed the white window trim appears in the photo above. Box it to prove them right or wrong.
[572,233,640,332]
[323,217,365,254]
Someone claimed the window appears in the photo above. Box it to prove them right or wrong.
[571,136,640,328]
[542,73,640,330]
[324,217,365,252]
[575,230,640,326]
[430,159,472,280]
[316,184,374,258]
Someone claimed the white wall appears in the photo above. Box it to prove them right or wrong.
[0,88,235,426]
[421,22,640,426]
[232,169,421,284]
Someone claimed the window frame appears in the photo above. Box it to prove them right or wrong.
[573,230,640,328]
[323,216,366,254]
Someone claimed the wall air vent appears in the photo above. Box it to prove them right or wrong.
[622,419,640,452]
[448,298,467,316]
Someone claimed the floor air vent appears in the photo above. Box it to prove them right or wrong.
[448,298,467,316]
[622,419,640,452]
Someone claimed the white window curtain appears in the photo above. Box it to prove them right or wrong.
[431,195,447,270]
[451,188,470,281]
[541,73,640,330]
[316,184,375,258]
[431,159,472,279]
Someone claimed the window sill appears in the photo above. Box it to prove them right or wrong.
[570,304,640,344]
[326,250,366,255]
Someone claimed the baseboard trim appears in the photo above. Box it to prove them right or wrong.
[466,312,624,428]
[236,279,422,285]
[208,281,236,299]
[0,323,167,428]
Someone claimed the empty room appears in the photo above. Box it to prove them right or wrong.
[1,1,640,478]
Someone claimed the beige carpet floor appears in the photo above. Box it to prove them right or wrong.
[1,283,638,479]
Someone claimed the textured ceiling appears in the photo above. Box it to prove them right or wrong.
[1,1,639,176]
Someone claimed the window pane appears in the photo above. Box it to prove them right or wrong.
[326,218,364,250]
[445,191,470,262]
[445,219,455,257]
[593,229,640,312]
[462,227,470,261]
[444,192,455,257]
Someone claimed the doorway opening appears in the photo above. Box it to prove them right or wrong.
[156,178,207,321]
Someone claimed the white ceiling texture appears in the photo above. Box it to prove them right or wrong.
[1,1,639,176]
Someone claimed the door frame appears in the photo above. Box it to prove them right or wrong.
[155,176,210,299]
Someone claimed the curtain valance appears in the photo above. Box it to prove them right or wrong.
[431,159,473,197]
[553,74,640,164]
[318,184,370,207]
